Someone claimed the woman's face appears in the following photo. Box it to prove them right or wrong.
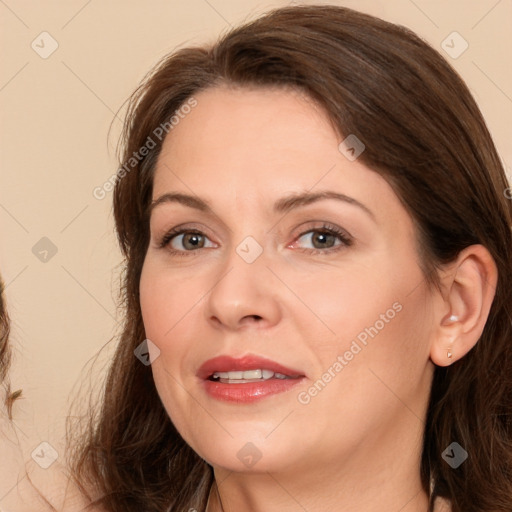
[140,86,438,476]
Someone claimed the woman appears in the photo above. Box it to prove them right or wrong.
[0,276,26,508]
[70,5,512,512]
[0,280,88,510]
[0,280,48,510]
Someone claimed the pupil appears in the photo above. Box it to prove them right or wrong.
[184,233,204,249]
[313,232,333,249]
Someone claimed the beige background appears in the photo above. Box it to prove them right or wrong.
[0,0,511,501]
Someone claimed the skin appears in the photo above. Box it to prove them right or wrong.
[0,412,88,511]
[140,86,497,512]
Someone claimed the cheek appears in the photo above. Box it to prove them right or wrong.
[280,262,395,346]
[139,277,170,340]
[139,261,203,342]
[287,256,431,382]
[139,265,194,397]
[139,266,200,438]
[290,276,432,441]
[139,260,210,380]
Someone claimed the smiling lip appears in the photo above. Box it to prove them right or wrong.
[198,354,305,403]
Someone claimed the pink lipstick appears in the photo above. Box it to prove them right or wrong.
[198,354,305,403]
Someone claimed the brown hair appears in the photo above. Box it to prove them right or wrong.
[70,5,512,511]
[0,277,10,387]
[0,276,21,420]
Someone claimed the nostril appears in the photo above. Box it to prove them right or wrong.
[243,315,263,322]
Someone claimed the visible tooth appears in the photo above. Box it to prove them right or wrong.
[243,369,262,380]
[212,369,290,382]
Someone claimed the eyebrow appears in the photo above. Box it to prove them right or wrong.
[150,190,375,220]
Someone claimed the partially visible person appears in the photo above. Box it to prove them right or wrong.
[0,276,11,397]
[0,278,88,511]
[0,274,26,508]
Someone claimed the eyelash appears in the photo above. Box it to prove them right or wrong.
[158,223,353,257]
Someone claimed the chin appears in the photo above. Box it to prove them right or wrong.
[184,426,302,473]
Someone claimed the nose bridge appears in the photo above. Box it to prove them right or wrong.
[204,234,282,329]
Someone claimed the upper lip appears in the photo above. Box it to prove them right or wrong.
[197,354,305,380]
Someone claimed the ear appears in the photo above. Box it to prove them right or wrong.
[430,244,498,367]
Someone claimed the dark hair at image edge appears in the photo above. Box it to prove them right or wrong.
[0,277,11,387]
[0,276,22,421]
[68,5,512,512]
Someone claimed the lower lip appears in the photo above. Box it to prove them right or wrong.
[202,377,304,403]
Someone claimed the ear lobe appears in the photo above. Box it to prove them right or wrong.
[430,244,498,367]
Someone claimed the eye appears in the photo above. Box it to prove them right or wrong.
[159,229,216,254]
[291,224,352,253]
[157,223,352,256]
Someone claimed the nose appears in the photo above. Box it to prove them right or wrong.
[204,247,282,331]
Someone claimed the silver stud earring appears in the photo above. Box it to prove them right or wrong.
[447,350,453,358]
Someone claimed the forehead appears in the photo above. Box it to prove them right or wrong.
[152,86,393,211]
[154,86,333,184]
